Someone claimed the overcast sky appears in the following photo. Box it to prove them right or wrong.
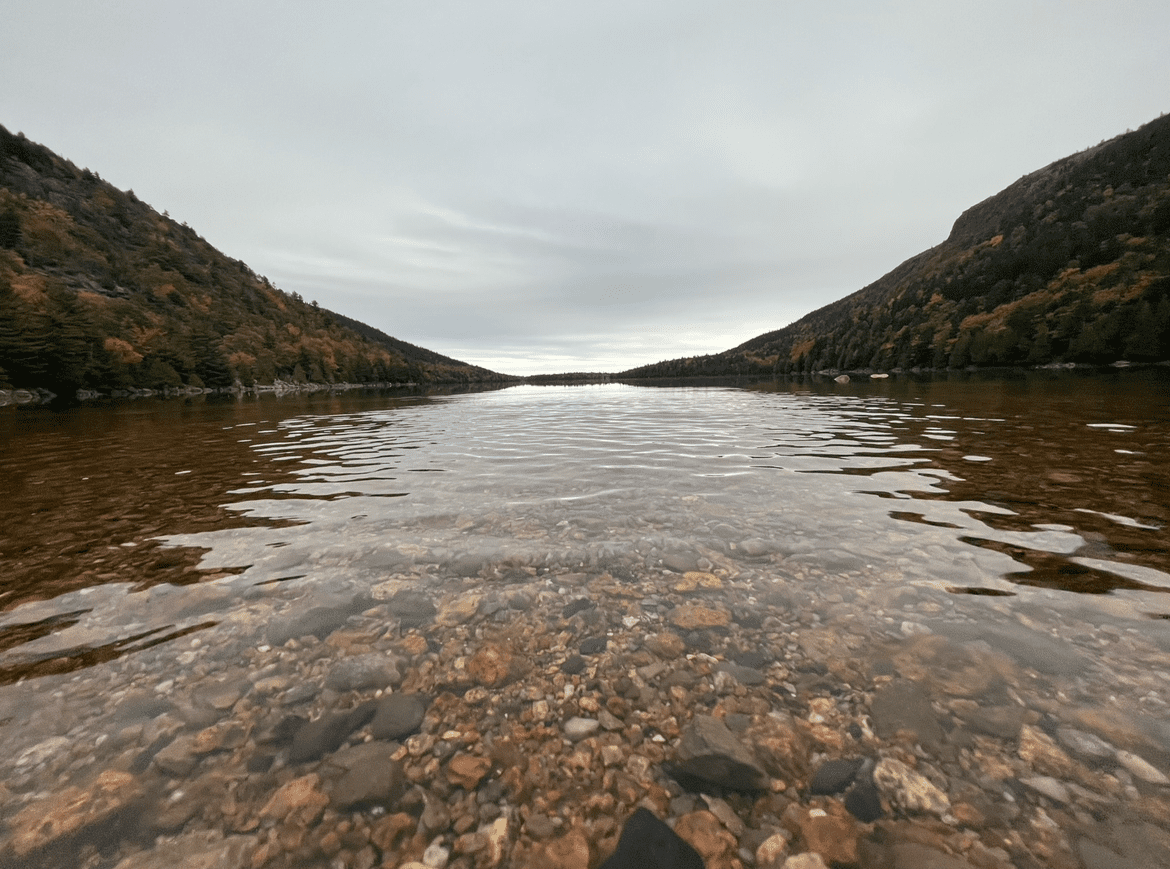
[3,2,1169,375]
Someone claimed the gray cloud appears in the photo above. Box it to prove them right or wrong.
[3,2,1169,374]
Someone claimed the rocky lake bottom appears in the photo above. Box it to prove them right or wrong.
[0,374,1168,869]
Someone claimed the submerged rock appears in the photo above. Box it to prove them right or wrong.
[666,755,770,794]
[1116,749,1170,784]
[598,807,704,869]
[387,590,437,627]
[325,653,401,691]
[808,757,864,795]
[287,701,377,763]
[871,679,944,749]
[370,692,428,740]
[111,831,256,869]
[844,774,884,823]
[9,769,143,857]
[668,604,731,630]
[873,757,951,818]
[268,604,356,646]
[674,714,769,792]
[328,742,406,808]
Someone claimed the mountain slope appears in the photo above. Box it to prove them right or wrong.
[0,123,510,395]
[622,114,1170,378]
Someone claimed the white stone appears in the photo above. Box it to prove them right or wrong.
[1021,776,1070,803]
[783,853,829,869]
[873,758,951,817]
[1116,750,1170,784]
[563,716,599,741]
[15,736,70,769]
[423,837,451,868]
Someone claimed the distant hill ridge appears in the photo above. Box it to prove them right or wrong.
[622,113,1170,378]
[0,123,510,397]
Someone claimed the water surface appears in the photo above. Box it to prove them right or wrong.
[1,371,1168,866]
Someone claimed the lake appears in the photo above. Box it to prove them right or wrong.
[1,370,1168,868]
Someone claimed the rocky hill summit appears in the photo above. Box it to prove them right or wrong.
[0,124,510,398]
[622,114,1170,378]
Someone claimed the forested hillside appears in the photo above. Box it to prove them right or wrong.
[623,114,1170,378]
[0,124,509,396]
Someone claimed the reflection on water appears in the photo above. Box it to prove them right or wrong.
[1,371,1167,689]
[1,370,1169,866]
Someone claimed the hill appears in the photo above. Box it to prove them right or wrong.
[621,114,1170,379]
[0,124,511,397]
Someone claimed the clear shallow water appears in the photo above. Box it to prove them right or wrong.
[1,371,1169,865]
[7,373,1166,662]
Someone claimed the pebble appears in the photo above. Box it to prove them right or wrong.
[1020,776,1070,804]
[325,654,400,691]
[287,701,377,762]
[369,692,428,740]
[808,757,862,795]
[564,716,600,741]
[4,558,1169,869]
[1116,749,1170,784]
[873,758,951,818]
[871,679,944,749]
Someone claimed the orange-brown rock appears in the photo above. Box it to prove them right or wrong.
[370,811,418,853]
[674,571,723,592]
[793,802,861,867]
[746,711,808,781]
[528,826,591,869]
[466,643,527,687]
[668,605,731,630]
[1018,724,1077,779]
[258,773,328,826]
[400,634,429,656]
[646,631,687,658]
[674,810,739,869]
[446,753,492,789]
[10,769,142,857]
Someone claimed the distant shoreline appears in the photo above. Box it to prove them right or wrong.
[0,378,513,407]
[4,361,1165,407]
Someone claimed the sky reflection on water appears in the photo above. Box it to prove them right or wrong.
[0,371,1167,682]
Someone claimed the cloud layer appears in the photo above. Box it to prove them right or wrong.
[4,2,1169,374]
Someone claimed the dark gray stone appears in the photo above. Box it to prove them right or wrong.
[370,693,428,741]
[325,654,400,692]
[716,662,765,686]
[809,758,863,795]
[113,692,174,722]
[665,755,769,794]
[562,598,596,618]
[288,702,376,763]
[670,714,769,792]
[580,637,608,655]
[328,742,406,808]
[598,807,704,869]
[733,650,772,670]
[724,713,751,733]
[507,592,534,611]
[966,705,1026,739]
[387,590,436,627]
[268,603,361,646]
[845,776,884,823]
[661,551,700,573]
